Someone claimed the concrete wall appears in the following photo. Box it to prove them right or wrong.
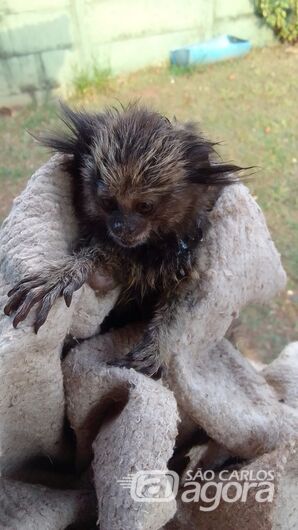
[0,0,273,105]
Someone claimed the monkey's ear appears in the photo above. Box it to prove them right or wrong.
[187,162,245,186]
[179,123,250,186]
[32,102,96,156]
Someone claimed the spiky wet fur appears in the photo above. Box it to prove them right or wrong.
[39,103,241,294]
[6,103,244,375]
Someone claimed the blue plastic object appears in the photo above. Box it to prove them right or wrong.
[170,35,252,67]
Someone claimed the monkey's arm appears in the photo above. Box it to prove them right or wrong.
[111,299,171,378]
[112,278,201,378]
[4,247,112,333]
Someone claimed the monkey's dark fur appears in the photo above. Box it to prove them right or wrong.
[4,103,243,376]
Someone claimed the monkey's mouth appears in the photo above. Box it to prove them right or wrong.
[109,231,149,249]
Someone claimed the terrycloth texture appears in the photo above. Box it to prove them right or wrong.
[0,478,97,530]
[166,440,298,530]
[63,335,179,530]
[63,333,298,529]
[168,338,298,458]
[0,156,297,529]
[159,188,291,457]
[62,324,145,471]
[0,155,120,474]
[263,341,298,407]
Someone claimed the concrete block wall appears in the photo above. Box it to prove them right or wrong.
[0,0,274,105]
[0,0,74,104]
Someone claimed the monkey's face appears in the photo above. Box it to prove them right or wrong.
[82,107,208,248]
[96,183,197,248]
[98,191,154,248]
[43,104,242,247]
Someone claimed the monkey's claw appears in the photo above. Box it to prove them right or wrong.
[109,350,163,379]
[4,269,86,333]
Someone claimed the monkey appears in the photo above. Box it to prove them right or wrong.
[4,103,243,376]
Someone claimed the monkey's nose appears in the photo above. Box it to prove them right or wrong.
[111,218,123,235]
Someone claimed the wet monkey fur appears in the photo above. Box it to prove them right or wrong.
[4,103,244,376]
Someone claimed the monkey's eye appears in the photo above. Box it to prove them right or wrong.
[101,197,118,213]
[136,201,154,215]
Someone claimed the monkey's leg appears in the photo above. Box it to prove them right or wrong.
[112,279,203,378]
[4,247,110,333]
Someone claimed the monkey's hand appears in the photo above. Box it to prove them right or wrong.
[4,252,101,333]
[111,334,163,378]
[4,263,87,333]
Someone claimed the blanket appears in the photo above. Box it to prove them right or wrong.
[0,155,297,529]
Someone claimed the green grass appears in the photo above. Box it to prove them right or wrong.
[0,45,297,361]
[168,63,205,77]
[71,65,111,97]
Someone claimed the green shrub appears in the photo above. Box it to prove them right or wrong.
[257,0,298,43]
